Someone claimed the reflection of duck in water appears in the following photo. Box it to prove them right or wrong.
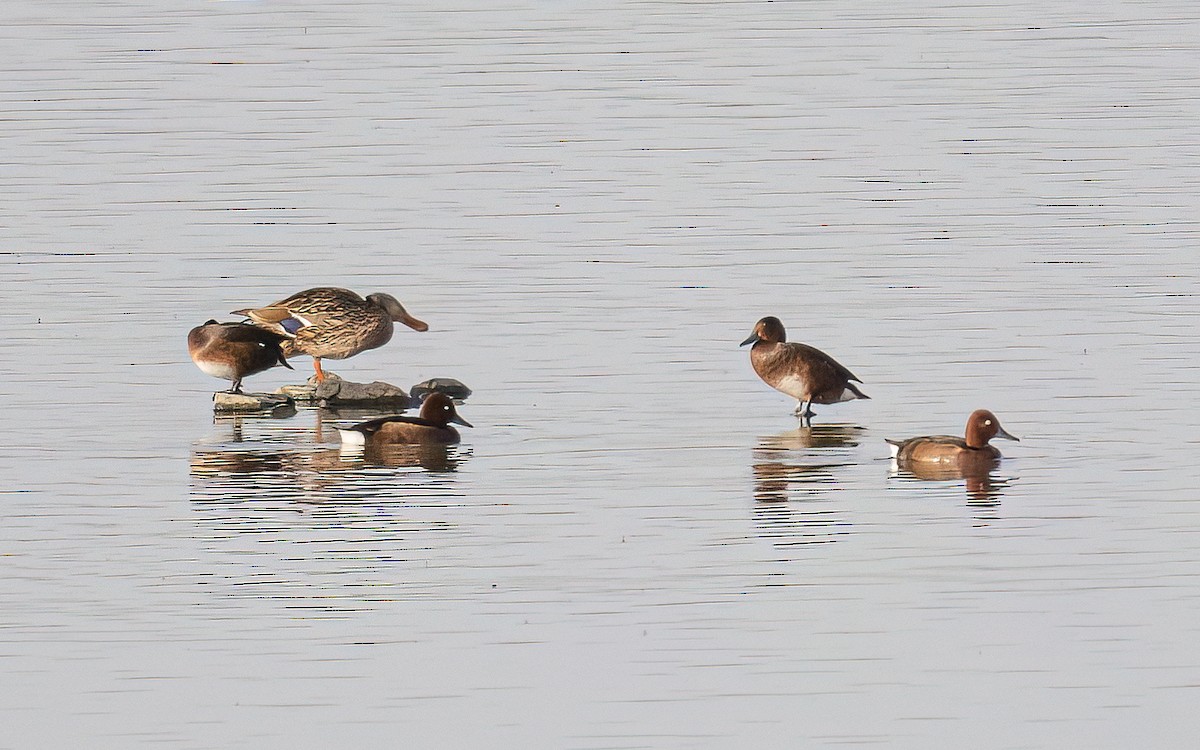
[191,412,466,508]
[752,459,839,504]
[889,460,1012,507]
[757,423,864,452]
[740,316,869,425]
[232,287,428,382]
[751,429,856,546]
[753,425,862,502]
[360,443,462,472]
[338,393,472,447]
[188,320,293,393]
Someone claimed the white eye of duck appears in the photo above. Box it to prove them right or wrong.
[984,420,992,426]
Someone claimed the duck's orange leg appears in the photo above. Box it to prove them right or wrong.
[313,357,326,383]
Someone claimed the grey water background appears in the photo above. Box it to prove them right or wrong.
[3,0,1199,746]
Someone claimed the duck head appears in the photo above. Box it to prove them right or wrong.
[740,316,787,347]
[420,392,473,428]
[367,292,429,332]
[965,409,1019,448]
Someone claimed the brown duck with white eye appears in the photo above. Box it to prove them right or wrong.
[338,393,472,447]
[187,320,293,393]
[886,409,1019,466]
[740,316,869,421]
[232,287,428,382]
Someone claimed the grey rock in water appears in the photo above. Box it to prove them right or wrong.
[410,377,472,402]
[213,391,296,414]
[280,372,412,408]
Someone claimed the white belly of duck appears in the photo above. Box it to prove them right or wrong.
[195,360,238,382]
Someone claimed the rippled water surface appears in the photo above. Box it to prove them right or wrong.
[4,1,1200,747]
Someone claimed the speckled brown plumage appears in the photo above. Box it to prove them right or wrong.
[233,287,427,381]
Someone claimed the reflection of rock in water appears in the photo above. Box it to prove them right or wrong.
[889,459,1015,520]
[751,425,860,548]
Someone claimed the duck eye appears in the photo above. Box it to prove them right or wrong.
[984,420,992,426]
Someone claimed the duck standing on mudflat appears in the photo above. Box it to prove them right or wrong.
[886,409,1019,468]
[232,287,428,382]
[740,316,869,422]
[338,392,472,447]
[187,320,293,393]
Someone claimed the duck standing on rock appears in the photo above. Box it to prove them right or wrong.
[741,316,869,423]
[338,393,472,447]
[232,287,428,382]
[187,320,293,393]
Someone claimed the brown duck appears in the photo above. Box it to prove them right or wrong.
[337,393,472,447]
[740,316,868,421]
[187,320,292,393]
[886,409,1019,467]
[232,287,428,382]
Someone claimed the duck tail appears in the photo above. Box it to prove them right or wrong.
[845,382,870,400]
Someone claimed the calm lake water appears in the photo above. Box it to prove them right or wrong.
[3,1,1199,747]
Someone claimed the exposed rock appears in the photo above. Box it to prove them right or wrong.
[213,391,296,415]
[410,377,472,402]
[279,372,412,408]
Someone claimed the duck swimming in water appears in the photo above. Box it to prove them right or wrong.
[338,393,472,447]
[232,287,428,382]
[886,409,1019,468]
[741,316,869,422]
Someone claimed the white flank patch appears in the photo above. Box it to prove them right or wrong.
[337,429,366,447]
[772,374,809,400]
[888,441,900,458]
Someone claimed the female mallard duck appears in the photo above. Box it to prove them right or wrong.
[337,392,472,447]
[187,320,293,393]
[232,287,428,382]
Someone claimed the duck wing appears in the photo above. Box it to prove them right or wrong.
[784,342,864,383]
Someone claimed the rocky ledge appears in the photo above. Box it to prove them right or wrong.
[279,373,412,408]
[211,373,471,413]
